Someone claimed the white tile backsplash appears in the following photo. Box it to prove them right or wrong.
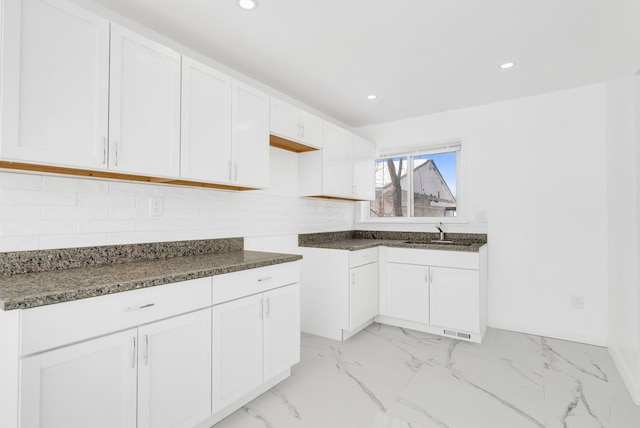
[77,193,136,208]
[42,176,109,193]
[0,189,76,206]
[0,220,77,237]
[0,148,356,251]
[0,206,42,221]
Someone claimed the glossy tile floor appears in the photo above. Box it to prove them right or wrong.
[214,324,640,428]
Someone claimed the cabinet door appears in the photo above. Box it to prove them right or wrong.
[349,262,379,329]
[352,135,376,200]
[181,57,232,183]
[385,263,430,324]
[137,309,212,428]
[20,329,137,428]
[429,267,480,333]
[270,98,301,142]
[109,24,181,177]
[323,122,353,198]
[0,0,110,169]
[299,111,324,149]
[263,283,300,382]
[212,293,263,412]
[231,80,269,188]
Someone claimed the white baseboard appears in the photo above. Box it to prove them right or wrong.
[194,369,291,428]
[486,320,607,347]
[609,346,640,405]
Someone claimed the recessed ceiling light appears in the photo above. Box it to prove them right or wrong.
[237,0,258,10]
[367,94,377,100]
[500,62,516,69]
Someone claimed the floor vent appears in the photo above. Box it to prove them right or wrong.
[443,329,471,340]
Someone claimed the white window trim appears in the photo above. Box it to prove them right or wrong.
[357,138,467,225]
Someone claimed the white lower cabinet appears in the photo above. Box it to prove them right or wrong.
[11,262,302,428]
[137,309,212,428]
[20,308,212,428]
[212,283,300,413]
[212,293,263,412]
[380,246,488,342]
[429,267,480,333]
[385,262,430,324]
[299,247,378,341]
[20,329,138,428]
[349,261,379,330]
[263,284,302,381]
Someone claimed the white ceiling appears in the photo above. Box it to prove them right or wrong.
[82,0,640,127]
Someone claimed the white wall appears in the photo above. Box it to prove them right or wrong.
[357,84,609,346]
[606,75,640,405]
[0,148,355,252]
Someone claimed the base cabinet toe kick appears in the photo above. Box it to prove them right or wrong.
[299,245,488,344]
[0,261,301,428]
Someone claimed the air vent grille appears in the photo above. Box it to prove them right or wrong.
[443,329,471,340]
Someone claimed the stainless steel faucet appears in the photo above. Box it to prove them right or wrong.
[436,222,445,241]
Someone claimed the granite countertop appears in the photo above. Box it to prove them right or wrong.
[298,231,488,252]
[0,239,302,311]
[301,239,486,252]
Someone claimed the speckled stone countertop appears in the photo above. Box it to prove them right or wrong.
[298,230,487,252]
[0,239,302,311]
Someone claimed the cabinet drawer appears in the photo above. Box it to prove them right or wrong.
[385,247,479,270]
[349,248,378,268]
[212,261,300,305]
[21,277,212,356]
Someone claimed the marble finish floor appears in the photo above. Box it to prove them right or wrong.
[214,324,640,428]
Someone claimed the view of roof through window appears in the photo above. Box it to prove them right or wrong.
[372,151,457,218]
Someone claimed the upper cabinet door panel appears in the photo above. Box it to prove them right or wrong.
[322,122,353,197]
[299,111,323,149]
[181,57,232,183]
[0,0,110,169]
[270,98,300,141]
[231,80,269,188]
[352,135,376,200]
[109,24,181,178]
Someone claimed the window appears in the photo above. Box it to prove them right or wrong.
[371,143,460,219]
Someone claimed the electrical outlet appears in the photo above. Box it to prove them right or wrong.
[149,197,163,217]
[571,295,584,310]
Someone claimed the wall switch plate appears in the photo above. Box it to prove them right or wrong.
[149,197,163,217]
[476,210,487,222]
[571,295,584,309]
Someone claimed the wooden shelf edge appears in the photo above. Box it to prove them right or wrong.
[302,194,370,202]
[0,161,259,191]
[269,134,319,153]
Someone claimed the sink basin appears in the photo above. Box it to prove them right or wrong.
[403,240,472,246]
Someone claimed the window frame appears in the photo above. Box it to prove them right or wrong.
[358,139,467,224]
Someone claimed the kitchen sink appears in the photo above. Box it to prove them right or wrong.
[403,240,472,246]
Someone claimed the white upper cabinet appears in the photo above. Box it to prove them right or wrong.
[232,80,269,188]
[270,98,300,142]
[299,121,356,199]
[108,24,181,178]
[270,98,323,149]
[352,135,376,200]
[321,122,354,197]
[299,111,324,149]
[180,57,232,183]
[0,0,110,169]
